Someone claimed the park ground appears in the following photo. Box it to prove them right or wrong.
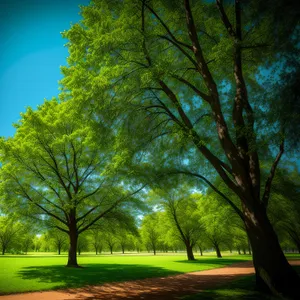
[0,253,299,299]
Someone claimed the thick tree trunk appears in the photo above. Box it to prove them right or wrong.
[66,226,79,267]
[58,247,61,255]
[214,243,222,258]
[109,246,113,254]
[153,247,156,255]
[244,204,300,298]
[186,244,195,260]
[248,238,252,255]
[238,248,241,255]
[2,247,5,255]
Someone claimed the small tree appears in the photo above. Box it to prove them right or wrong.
[104,234,117,254]
[140,214,161,255]
[48,229,68,255]
[89,229,104,255]
[0,216,22,255]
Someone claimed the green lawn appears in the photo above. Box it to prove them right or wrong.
[0,253,251,295]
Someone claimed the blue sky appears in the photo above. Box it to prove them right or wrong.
[0,0,90,137]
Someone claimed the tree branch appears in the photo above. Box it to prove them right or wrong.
[262,140,284,207]
[167,170,244,220]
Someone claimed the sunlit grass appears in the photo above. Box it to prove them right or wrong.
[0,252,251,294]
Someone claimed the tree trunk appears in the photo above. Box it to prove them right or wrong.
[58,246,61,255]
[244,204,300,298]
[2,247,5,255]
[199,246,203,256]
[66,226,79,267]
[238,248,241,255]
[153,247,156,255]
[186,244,195,260]
[214,243,222,258]
[248,238,252,255]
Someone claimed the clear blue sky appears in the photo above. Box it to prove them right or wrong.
[0,0,90,137]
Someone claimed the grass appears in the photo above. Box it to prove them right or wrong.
[0,252,251,295]
[182,257,300,300]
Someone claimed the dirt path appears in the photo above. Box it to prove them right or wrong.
[1,260,300,300]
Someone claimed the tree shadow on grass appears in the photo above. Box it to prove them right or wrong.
[17,263,182,290]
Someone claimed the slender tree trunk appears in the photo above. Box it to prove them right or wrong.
[199,246,203,256]
[243,248,246,255]
[244,203,300,298]
[186,243,195,260]
[58,246,61,255]
[66,224,79,267]
[214,243,222,258]
[2,247,5,255]
[153,247,156,255]
[238,248,241,255]
[109,246,113,254]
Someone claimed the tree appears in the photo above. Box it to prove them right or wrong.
[148,187,203,260]
[0,216,22,255]
[103,233,117,254]
[116,229,132,254]
[268,168,300,253]
[89,229,104,255]
[21,232,35,254]
[198,195,234,258]
[59,0,300,295]
[48,229,68,255]
[32,235,42,252]
[140,213,162,255]
[0,99,145,267]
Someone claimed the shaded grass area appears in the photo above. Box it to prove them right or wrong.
[0,254,250,294]
[182,265,300,300]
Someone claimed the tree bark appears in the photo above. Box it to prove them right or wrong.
[66,223,79,267]
[214,243,222,258]
[244,203,300,298]
[248,238,252,255]
[199,246,203,256]
[186,244,195,260]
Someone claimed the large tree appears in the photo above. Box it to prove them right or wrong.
[59,0,300,296]
[0,99,145,267]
